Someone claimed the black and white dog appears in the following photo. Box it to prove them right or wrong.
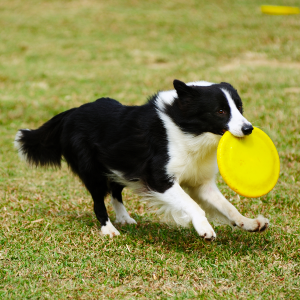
[15,80,269,240]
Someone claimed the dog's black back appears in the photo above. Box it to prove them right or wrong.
[61,98,172,191]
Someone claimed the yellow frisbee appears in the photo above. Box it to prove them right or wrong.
[217,127,280,198]
[261,5,300,15]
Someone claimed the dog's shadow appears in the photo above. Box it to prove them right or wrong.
[72,213,272,254]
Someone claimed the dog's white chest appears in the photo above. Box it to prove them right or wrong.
[167,133,220,186]
[158,111,221,186]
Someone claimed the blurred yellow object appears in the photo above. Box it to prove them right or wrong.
[217,127,280,198]
[261,5,300,15]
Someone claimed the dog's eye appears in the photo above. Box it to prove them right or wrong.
[218,109,226,114]
[238,106,242,111]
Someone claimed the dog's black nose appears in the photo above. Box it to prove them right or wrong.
[242,124,253,135]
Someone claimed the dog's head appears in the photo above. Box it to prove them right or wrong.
[166,79,253,137]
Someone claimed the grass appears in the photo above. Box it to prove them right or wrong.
[0,0,300,298]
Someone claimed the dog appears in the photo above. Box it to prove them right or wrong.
[14,79,269,240]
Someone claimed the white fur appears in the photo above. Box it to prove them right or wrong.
[187,81,214,87]
[155,90,177,111]
[158,111,221,186]
[189,181,269,231]
[147,110,219,236]
[111,196,137,224]
[150,183,216,239]
[100,219,120,238]
[109,170,145,194]
[222,89,252,137]
[14,130,29,162]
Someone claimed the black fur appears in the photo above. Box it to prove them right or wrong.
[17,98,173,226]
[168,80,243,135]
[18,108,77,168]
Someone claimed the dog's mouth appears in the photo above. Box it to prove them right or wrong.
[220,128,228,135]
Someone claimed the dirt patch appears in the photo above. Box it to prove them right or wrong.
[220,52,300,72]
[284,87,300,93]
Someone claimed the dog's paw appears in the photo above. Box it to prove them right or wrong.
[101,220,120,238]
[115,215,137,225]
[193,217,216,241]
[111,199,137,225]
[236,215,269,232]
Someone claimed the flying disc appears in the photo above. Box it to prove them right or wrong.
[217,127,280,198]
[261,5,300,15]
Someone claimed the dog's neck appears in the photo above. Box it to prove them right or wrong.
[158,110,221,186]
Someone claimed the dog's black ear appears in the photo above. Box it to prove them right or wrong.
[173,80,189,97]
[173,79,197,100]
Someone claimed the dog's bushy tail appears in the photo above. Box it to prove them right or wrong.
[14,108,77,168]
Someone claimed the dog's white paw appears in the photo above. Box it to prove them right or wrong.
[115,215,137,225]
[235,215,269,232]
[193,217,216,241]
[111,198,137,225]
[101,219,120,238]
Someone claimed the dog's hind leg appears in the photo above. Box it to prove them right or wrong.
[109,182,137,225]
[78,167,120,238]
[190,181,269,232]
[63,143,120,237]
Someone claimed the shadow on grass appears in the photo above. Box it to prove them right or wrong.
[71,212,274,255]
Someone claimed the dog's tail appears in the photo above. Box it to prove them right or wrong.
[14,108,77,168]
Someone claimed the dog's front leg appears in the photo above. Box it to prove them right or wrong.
[153,182,216,241]
[191,181,269,232]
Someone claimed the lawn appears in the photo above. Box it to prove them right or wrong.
[0,0,299,298]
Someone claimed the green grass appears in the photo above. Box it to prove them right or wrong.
[1,0,300,298]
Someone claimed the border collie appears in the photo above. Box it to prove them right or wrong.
[14,80,269,240]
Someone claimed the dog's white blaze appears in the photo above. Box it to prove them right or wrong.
[158,111,220,186]
[155,81,215,111]
[222,89,252,137]
[100,219,120,238]
[111,196,137,224]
